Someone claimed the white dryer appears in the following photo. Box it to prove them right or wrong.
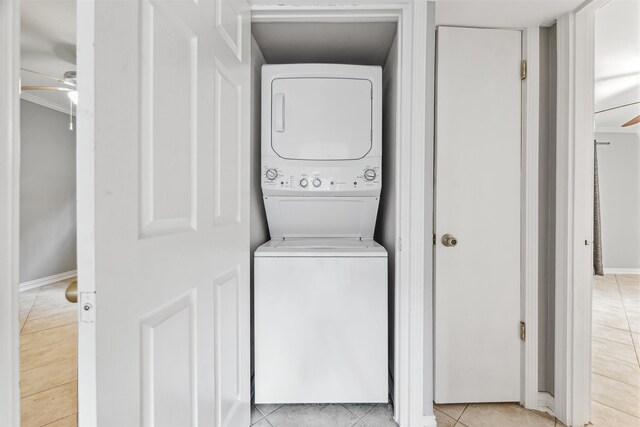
[255,64,387,404]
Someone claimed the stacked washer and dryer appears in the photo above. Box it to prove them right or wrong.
[254,64,388,404]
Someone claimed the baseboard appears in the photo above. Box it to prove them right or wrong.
[19,270,77,292]
[603,268,640,275]
[423,414,437,427]
[537,392,555,417]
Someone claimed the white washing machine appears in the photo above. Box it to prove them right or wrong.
[255,64,387,404]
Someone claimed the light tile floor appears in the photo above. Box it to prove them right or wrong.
[590,274,640,426]
[20,275,638,426]
[251,402,561,427]
[251,403,398,427]
[19,279,77,427]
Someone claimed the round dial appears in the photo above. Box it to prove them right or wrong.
[364,169,377,181]
[299,178,308,188]
[312,178,322,188]
[265,169,278,181]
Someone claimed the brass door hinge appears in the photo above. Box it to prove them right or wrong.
[520,321,526,341]
[521,60,527,80]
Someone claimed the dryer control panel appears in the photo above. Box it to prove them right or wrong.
[261,159,381,197]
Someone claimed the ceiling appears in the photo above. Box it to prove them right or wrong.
[435,0,584,28]
[594,0,640,130]
[252,22,397,66]
[20,0,76,112]
[20,0,602,115]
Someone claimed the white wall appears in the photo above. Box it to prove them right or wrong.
[20,100,77,283]
[595,132,640,272]
[374,32,398,391]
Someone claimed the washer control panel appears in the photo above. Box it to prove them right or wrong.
[262,164,381,193]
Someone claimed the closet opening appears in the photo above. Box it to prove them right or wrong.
[248,17,402,424]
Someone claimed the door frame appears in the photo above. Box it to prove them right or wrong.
[554,1,608,426]
[0,0,20,425]
[250,2,433,425]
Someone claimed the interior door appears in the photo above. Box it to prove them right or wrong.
[434,26,522,403]
[76,0,251,425]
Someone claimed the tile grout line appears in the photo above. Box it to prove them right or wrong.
[20,321,77,337]
[591,395,640,420]
[20,377,77,400]
[39,411,77,427]
[592,372,640,418]
[615,274,640,368]
[456,403,469,421]
[20,287,40,334]
[590,369,639,389]
[21,318,77,336]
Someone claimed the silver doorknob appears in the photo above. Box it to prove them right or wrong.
[441,234,458,247]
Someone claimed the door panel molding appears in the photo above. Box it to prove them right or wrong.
[214,266,243,427]
[141,290,198,427]
[213,58,242,227]
[215,0,243,61]
[139,0,198,238]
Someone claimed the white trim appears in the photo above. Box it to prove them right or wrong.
[595,126,640,135]
[555,2,608,426]
[423,414,437,427]
[0,0,21,425]
[20,92,76,116]
[603,268,640,275]
[407,2,430,426]
[538,391,555,417]
[422,2,436,424]
[554,13,574,426]
[521,25,540,410]
[77,0,98,424]
[19,270,78,292]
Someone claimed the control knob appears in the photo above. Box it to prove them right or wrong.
[300,178,308,188]
[265,169,278,181]
[312,178,322,188]
[364,169,377,181]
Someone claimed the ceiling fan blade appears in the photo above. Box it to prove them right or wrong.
[622,114,640,127]
[20,68,76,87]
[21,85,72,92]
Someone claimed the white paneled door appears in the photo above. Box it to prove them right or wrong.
[77,0,251,425]
[434,27,522,403]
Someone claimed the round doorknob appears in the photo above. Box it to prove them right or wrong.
[65,280,78,303]
[441,234,458,247]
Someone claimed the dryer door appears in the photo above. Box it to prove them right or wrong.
[271,78,372,160]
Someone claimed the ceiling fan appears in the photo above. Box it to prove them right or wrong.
[20,68,77,105]
[595,100,640,127]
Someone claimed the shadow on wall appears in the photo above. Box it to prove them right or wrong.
[20,100,77,284]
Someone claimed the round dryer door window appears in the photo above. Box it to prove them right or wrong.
[270,77,373,161]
